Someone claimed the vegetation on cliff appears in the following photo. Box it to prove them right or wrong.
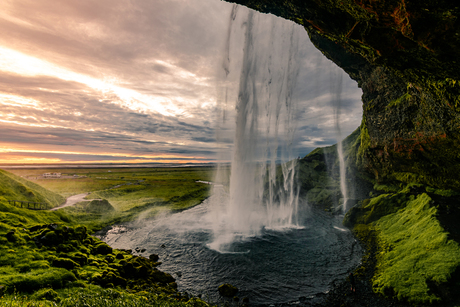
[346,189,460,304]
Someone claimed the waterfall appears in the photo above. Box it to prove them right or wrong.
[210,6,303,252]
[331,70,348,213]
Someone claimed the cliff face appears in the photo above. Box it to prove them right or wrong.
[225,0,460,190]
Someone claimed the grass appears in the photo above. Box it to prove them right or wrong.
[1,286,210,307]
[0,169,65,208]
[5,167,214,232]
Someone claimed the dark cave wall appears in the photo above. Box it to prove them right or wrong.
[224,0,460,189]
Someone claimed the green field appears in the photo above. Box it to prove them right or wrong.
[6,166,214,232]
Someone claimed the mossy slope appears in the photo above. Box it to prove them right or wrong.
[346,188,460,304]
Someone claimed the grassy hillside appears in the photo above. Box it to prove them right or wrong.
[0,169,65,208]
[0,169,210,307]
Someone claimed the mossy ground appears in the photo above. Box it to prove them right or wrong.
[0,197,209,307]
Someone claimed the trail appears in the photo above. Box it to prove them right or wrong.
[51,193,90,211]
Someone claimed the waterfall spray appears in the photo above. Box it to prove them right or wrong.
[332,70,348,213]
[210,7,303,252]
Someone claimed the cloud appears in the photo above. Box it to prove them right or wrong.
[0,0,363,164]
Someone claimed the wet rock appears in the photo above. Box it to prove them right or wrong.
[149,254,159,262]
[168,282,178,289]
[151,269,175,284]
[29,225,43,232]
[218,283,238,298]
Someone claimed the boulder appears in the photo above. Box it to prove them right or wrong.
[218,283,238,298]
[93,242,113,255]
[149,254,159,262]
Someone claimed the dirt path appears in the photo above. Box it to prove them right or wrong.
[51,193,90,211]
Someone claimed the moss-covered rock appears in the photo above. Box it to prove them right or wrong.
[52,257,79,270]
[30,288,60,302]
[93,242,113,255]
[347,188,460,303]
[225,0,460,192]
[218,283,238,298]
[85,199,115,213]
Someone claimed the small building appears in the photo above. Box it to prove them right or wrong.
[43,172,61,178]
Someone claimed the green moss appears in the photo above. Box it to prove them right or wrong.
[30,288,60,302]
[386,93,411,109]
[371,193,460,303]
[0,268,76,292]
[372,184,400,193]
[81,199,116,214]
[357,118,370,168]
[425,186,459,197]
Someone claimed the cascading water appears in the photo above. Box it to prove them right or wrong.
[210,7,303,252]
[98,6,364,304]
[331,69,348,213]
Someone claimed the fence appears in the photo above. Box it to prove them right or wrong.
[7,200,49,210]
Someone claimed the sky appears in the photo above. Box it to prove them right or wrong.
[0,0,363,165]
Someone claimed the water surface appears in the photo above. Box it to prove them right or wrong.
[98,198,362,305]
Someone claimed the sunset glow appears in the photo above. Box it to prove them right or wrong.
[0,0,362,166]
